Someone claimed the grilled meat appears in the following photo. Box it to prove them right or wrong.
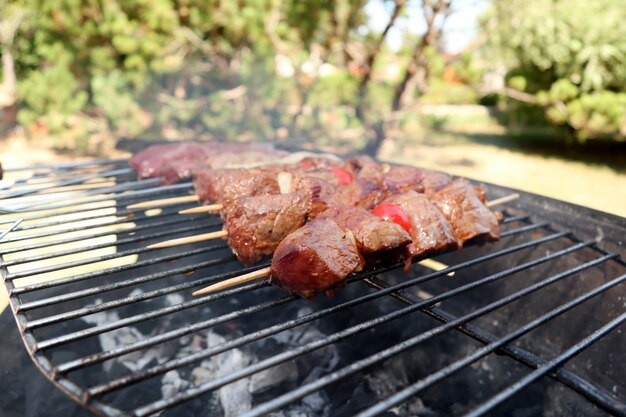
[320,206,411,265]
[432,179,500,245]
[129,141,286,184]
[348,155,451,196]
[270,218,362,299]
[194,167,285,205]
[270,207,412,298]
[223,192,310,266]
[378,191,458,270]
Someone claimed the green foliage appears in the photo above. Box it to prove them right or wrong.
[6,0,373,145]
[481,0,626,140]
[16,43,87,130]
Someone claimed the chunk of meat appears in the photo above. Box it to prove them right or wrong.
[130,142,213,184]
[321,206,411,266]
[193,167,283,205]
[332,178,385,210]
[130,141,285,184]
[431,179,500,246]
[381,191,458,270]
[421,170,452,195]
[224,193,310,266]
[347,155,450,196]
[270,218,361,299]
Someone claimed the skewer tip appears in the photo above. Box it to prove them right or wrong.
[179,204,223,214]
[147,230,228,249]
[192,266,271,296]
[487,193,520,208]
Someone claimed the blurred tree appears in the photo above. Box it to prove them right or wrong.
[0,0,28,125]
[4,0,457,154]
[480,0,626,141]
[362,0,454,154]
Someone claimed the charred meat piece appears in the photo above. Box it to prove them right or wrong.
[380,191,458,269]
[432,179,500,246]
[348,155,450,196]
[224,192,310,266]
[130,142,213,184]
[294,176,337,219]
[193,167,284,205]
[321,206,411,266]
[130,141,285,184]
[270,218,361,299]
[328,178,385,211]
[421,170,452,195]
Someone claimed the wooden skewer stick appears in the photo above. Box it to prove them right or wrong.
[128,195,199,209]
[154,193,521,251]
[179,192,520,215]
[179,204,223,214]
[486,193,520,208]
[192,267,272,296]
[189,192,520,296]
[147,230,228,249]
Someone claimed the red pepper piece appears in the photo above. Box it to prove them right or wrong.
[371,203,412,233]
[330,167,353,185]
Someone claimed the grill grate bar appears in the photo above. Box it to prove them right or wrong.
[3,217,220,267]
[6,224,222,281]
[13,198,192,233]
[23,255,246,330]
[11,243,230,295]
[3,177,159,213]
[1,182,193,213]
[0,172,138,200]
[246,255,623,417]
[85,232,576,398]
[16,241,229,313]
[0,168,134,204]
[366,275,626,417]
[1,206,207,254]
[55,290,294,375]
[0,189,189,225]
[27,224,567,342]
[0,219,22,241]
[2,159,126,172]
[133,240,598,417]
[355,259,625,417]
[41,281,274,351]
[0,169,124,192]
[463,312,626,417]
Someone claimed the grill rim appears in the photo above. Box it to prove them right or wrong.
[1,160,625,417]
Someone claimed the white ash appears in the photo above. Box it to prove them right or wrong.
[84,297,339,416]
[365,357,434,417]
[163,331,253,417]
[83,299,170,372]
[161,370,190,399]
[249,362,298,394]
[164,293,185,306]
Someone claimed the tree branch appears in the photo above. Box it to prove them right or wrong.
[355,0,407,122]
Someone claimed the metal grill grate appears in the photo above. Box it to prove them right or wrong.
[1,159,625,417]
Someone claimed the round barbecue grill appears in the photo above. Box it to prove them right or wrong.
[0,157,625,417]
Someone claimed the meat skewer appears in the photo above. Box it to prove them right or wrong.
[128,142,343,209]
[192,184,517,297]
[127,142,519,298]
[146,160,452,254]
[130,141,291,185]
